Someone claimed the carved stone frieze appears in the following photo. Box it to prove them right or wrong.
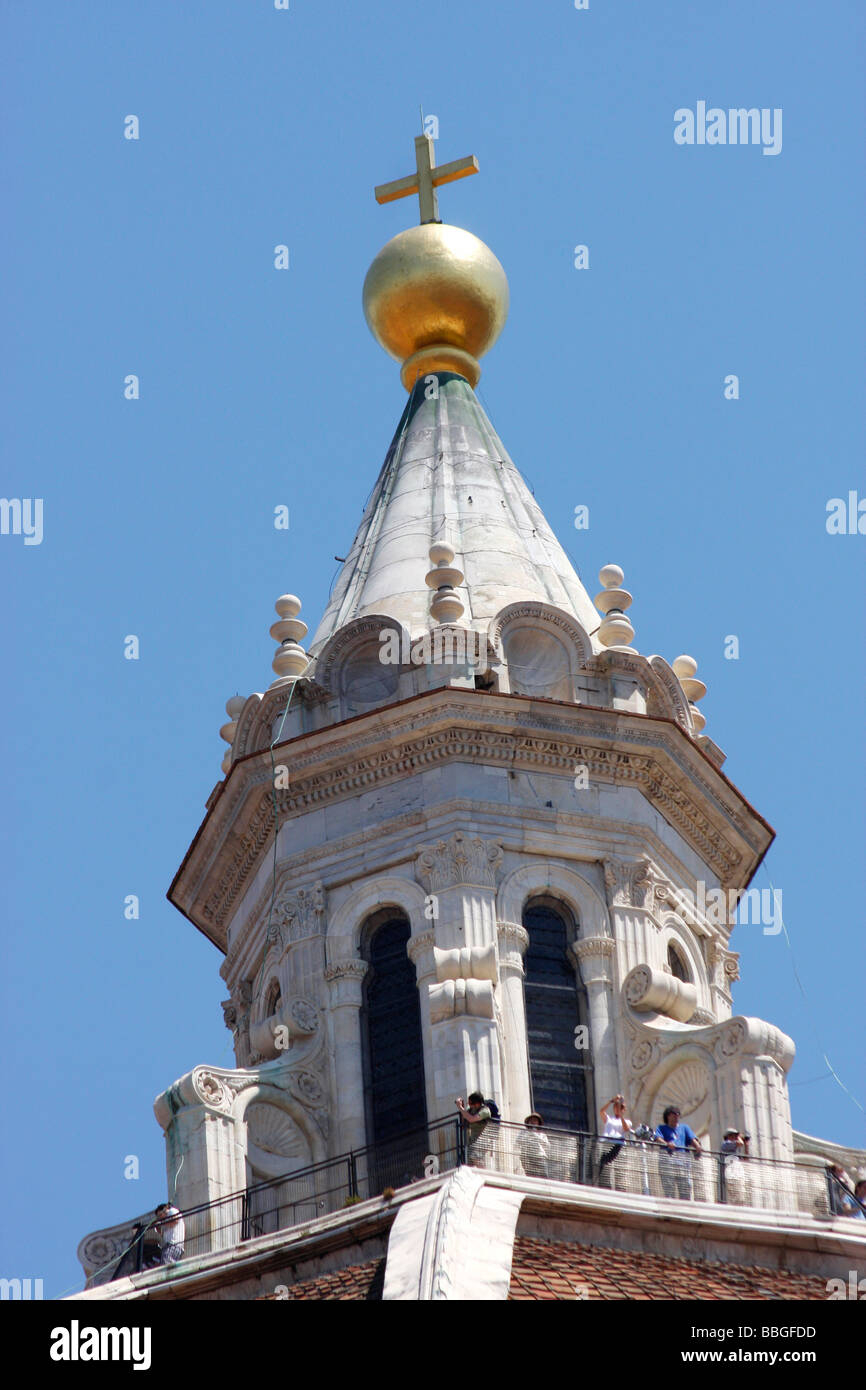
[415,832,504,892]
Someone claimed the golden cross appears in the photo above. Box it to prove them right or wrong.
[375,135,479,224]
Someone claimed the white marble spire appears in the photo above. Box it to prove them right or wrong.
[308,374,602,657]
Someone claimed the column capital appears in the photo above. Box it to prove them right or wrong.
[407,930,437,978]
[415,832,503,893]
[497,920,529,970]
[324,958,368,1005]
[569,934,616,983]
[603,856,653,909]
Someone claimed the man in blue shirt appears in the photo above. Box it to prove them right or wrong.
[654,1106,702,1199]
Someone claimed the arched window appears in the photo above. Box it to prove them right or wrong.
[522,898,592,1131]
[361,913,427,1165]
[667,942,690,982]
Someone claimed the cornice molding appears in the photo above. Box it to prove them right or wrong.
[172,692,770,943]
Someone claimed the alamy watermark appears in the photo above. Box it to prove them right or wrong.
[673,882,783,936]
[379,626,486,671]
[826,491,865,535]
[674,104,782,157]
[1,497,42,545]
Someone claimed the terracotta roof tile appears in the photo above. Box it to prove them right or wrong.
[508,1237,828,1301]
[257,1257,385,1301]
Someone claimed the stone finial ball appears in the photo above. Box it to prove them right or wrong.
[672,655,698,679]
[598,564,625,589]
[429,542,455,567]
[275,594,302,618]
[363,223,509,376]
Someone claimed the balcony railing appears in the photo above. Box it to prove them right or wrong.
[95,1117,865,1286]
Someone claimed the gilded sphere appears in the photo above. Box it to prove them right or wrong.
[363,223,509,389]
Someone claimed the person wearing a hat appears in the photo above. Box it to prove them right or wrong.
[719,1126,750,1205]
[720,1126,750,1158]
[516,1112,550,1179]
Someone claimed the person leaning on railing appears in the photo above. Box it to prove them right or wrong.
[654,1106,702,1199]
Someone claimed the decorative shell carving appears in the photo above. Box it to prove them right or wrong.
[245,1102,307,1159]
[660,1060,710,1118]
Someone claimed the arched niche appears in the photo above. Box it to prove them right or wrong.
[489,602,592,703]
[314,615,408,718]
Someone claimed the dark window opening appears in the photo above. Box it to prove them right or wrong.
[361,914,428,1185]
[667,942,690,982]
[522,898,592,1131]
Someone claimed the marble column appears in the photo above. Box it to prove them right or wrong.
[570,936,619,1115]
[323,959,369,1155]
[406,931,440,1127]
[496,921,532,1122]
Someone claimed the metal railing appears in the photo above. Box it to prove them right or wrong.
[99,1117,865,1285]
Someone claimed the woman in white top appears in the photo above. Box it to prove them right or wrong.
[597,1095,633,1182]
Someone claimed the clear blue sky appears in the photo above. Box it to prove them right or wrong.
[2,1,863,1297]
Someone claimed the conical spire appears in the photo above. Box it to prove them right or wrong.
[308,373,600,655]
[308,136,603,662]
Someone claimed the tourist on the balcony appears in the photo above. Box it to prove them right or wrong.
[597,1095,633,1185]
[655,1107,702,1199]
[154,1203,185,1264]
[852,1179,866,1219]
[827,1163,862,1218]
[517,1112,550,1179]
[456,1093,494,1168]
[719,1127,750,1204]
[721,1126,750,1159]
